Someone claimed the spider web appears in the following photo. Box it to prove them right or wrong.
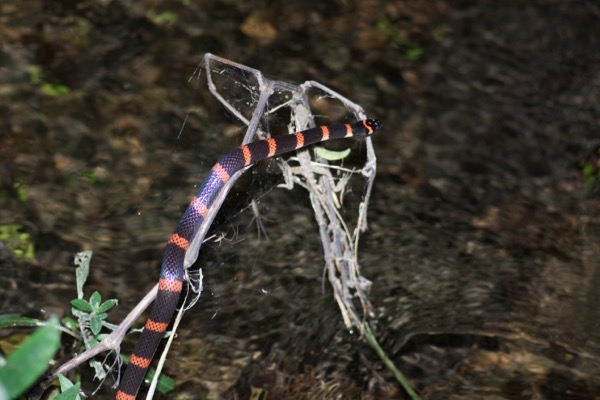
[183,53,378,330]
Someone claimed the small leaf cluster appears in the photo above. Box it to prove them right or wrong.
[71,292,117,339]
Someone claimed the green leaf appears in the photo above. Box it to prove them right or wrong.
[97,299,118,313]
[0,224,35,261]
[0,317,61,398]
[80,169,98,184]
[156,371,175,394]
[89,291,101,309]
[41,83,70,96]
[96,313,108,320]
[102,321,120,331]
[89,316,103,336]
[145,367,175,394]
[57,373,82,398]
[70,299,93,312]
[55,381,81,400]
[95,333,110,341]
[61,317,79,332]
[57,373,74,390]
[314,147,351,161]
[0,315,77,339]
[152,11,177,25]
[0,315,45,329]
[90,359,106,380]
[405,47,423,61]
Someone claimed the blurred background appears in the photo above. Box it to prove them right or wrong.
[1,0,600,399]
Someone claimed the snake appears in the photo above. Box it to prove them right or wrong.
[116,118,382,399]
